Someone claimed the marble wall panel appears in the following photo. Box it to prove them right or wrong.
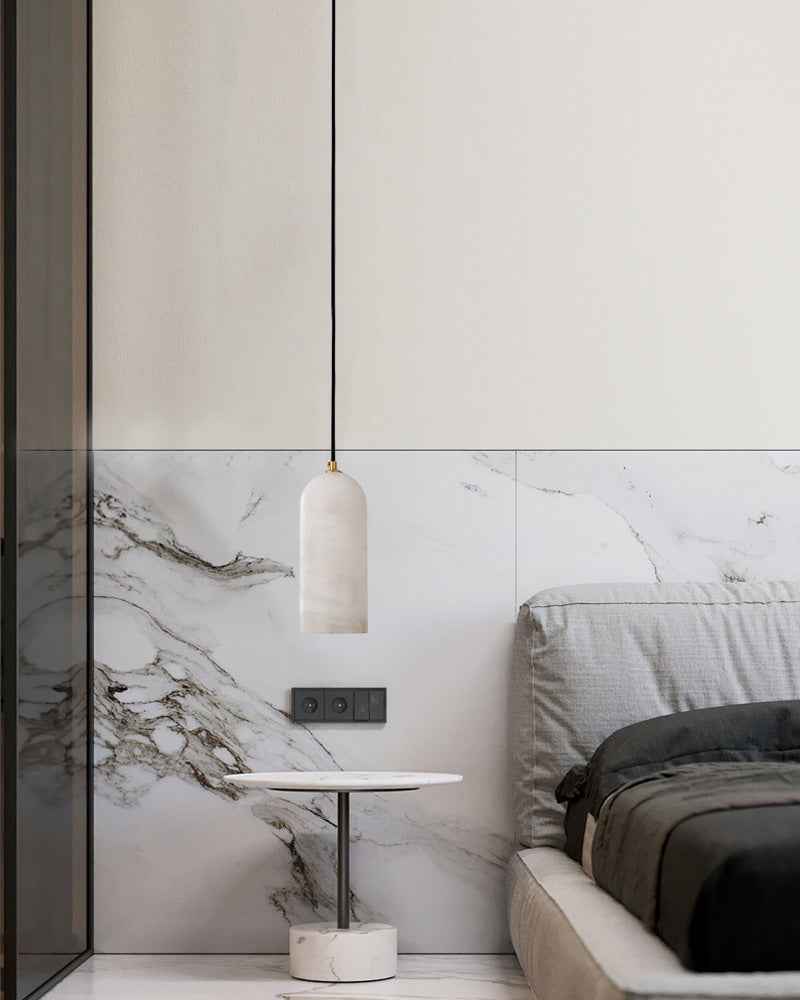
[93,451,516,953]
[516,451,800,604]
[95,449,800,954]
[17,453,90,958]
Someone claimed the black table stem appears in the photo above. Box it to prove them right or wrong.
[337,791,350,929]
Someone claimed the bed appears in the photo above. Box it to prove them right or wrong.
[508,581,800,1000]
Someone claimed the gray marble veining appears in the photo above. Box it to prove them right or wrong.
[93,449,800,955]
[93,451,516,953]
[515,450,800,604]
[16,452,90,956]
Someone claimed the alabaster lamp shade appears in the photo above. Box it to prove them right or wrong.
[300,468,367,633]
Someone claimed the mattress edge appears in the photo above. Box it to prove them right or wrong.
[508,847,800,1000]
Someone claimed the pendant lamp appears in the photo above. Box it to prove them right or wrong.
[299,0,367,634]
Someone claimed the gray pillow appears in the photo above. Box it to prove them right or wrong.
[512,581,800,848]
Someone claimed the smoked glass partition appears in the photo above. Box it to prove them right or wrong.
[2,2,92,997]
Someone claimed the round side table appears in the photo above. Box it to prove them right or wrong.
[224,770,462,983]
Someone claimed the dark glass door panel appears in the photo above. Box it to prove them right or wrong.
[3,1,92,997]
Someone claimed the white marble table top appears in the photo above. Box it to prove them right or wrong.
[224,771,463,792]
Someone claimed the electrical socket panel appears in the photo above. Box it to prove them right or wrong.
[291,688,387,723]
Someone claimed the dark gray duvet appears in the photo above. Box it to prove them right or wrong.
[556,701,800,972]
[591,761,800,972]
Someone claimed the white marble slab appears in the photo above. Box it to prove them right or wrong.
[516,450,800,606]
[94,449,798,956]
[46,954,533,1000]
[16,453,90,957]
[93,451,516,954]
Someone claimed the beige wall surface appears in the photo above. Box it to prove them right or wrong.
[93,0,330,449]
[94,1,800,450]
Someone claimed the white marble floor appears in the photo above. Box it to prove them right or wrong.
[47,954,535,1000]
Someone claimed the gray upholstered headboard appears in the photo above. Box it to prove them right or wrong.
[512,581,800,849]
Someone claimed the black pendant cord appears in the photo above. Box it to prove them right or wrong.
[330,0,336,465]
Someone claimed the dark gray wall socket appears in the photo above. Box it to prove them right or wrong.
[292,688,387,723]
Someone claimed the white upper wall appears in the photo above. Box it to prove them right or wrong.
[94,0,800,450]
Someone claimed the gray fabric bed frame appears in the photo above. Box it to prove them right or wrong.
[509,581,800,1000]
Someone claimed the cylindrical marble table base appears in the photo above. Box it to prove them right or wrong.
[289,922,397,982]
